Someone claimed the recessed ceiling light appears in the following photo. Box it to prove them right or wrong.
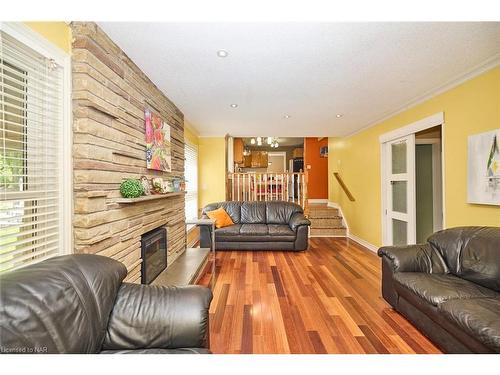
[284,114,291,119]
[217,50,229,58]
[230,104,238,108]
[336,114,343,118]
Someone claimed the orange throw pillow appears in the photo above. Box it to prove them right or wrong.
[206,207,234,229]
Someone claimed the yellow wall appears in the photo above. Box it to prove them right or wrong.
[329,67,500,247]
[24,22,72,53]
[184,120,200,146]
[198,137,226,208]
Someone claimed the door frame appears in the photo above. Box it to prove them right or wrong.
[380,112,445,245]
[267,151,287,172]
[415,138,443,233]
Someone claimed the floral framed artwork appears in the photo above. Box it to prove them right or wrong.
[145,108,172,172]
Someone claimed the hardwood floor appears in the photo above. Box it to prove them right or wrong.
[197,237,442,354]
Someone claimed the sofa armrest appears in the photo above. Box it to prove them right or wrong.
[377,244,448,274]
[102,283,213,351]
[199,215,212,248]
[289,212,311,231]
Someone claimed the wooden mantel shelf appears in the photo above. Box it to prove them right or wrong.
[115,191,186,204]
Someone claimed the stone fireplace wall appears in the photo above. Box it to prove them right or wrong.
[71,22,186,283]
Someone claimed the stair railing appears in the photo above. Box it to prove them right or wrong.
[333,172,355,202]
[227,172,308,208]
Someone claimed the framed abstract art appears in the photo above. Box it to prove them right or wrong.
[467,129,500,205]
[145,108,172,172]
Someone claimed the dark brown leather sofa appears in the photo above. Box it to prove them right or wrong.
[200,201,311,251]
[378,226,500,353]
[0,254,212,354]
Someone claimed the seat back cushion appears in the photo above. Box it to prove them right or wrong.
[266,201,303,224]
[202,201,241,224]
[240,201,267,224]
[428,227,500,291]
[0,254,126,353]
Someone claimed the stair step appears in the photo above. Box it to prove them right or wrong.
[309,217,343,228]
[307,207,339,216]
[310,227,347,236]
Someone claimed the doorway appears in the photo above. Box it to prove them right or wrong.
[380,113,444,246]
[415,126,443,243]
[267,152,287,173]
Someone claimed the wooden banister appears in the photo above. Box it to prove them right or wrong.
[333,172,355,202]
[227,172,308,208]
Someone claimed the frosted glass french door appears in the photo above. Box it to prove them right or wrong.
[385,135,416,245]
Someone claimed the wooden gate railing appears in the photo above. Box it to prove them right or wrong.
[227,172,308,208]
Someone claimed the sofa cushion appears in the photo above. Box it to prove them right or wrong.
[215,224,242,236]
[215,224,243,242]
[438,298,500,352]
[393,273,497,306]
[240,202,266,224]
[267,224,296,241]
[266,201,303,224]
[428,227,500,291]
[268,224,295,237]
[240,223,269,236]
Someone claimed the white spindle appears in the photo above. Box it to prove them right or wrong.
[280,174,284,201]
[302,173,305,207]
[297,173,301,204]
[264,174,268,201]
[237,174,240,201]
[231,174,235,200]
[248,173,251,201]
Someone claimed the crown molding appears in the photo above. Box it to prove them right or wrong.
[345,52,500,139]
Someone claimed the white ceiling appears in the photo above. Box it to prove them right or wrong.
[99,22,500,137]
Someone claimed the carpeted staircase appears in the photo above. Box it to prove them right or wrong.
[305,203,347,237]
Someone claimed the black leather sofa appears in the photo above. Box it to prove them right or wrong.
[378,226,500,353]
[0,254,212,354]
[200,201,310,251]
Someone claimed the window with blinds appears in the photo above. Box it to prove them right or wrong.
[185,141,198,221]
[0,30,65,272]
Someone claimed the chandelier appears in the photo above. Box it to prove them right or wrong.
[250,137,279,148]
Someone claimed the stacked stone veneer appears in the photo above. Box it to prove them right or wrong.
[71,22,186,283]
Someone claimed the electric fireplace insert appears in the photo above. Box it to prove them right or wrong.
[140,227,167,284]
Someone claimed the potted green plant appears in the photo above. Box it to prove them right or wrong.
[119,179,145,198]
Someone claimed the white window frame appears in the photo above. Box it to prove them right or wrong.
[0,22,73,259]
[184,139,199,226]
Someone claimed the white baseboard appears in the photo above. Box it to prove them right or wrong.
[308,199,328,204]
[326,201,378,253]
[310,234,346,238]
[347,234,379,253]
[327,201,339,209]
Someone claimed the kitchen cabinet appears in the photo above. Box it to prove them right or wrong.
[243,154,252,167]
[251,151,268,168]
[233,138,244,164]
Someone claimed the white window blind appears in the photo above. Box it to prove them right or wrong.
[185,141,198,221]
[0,30,64,272]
